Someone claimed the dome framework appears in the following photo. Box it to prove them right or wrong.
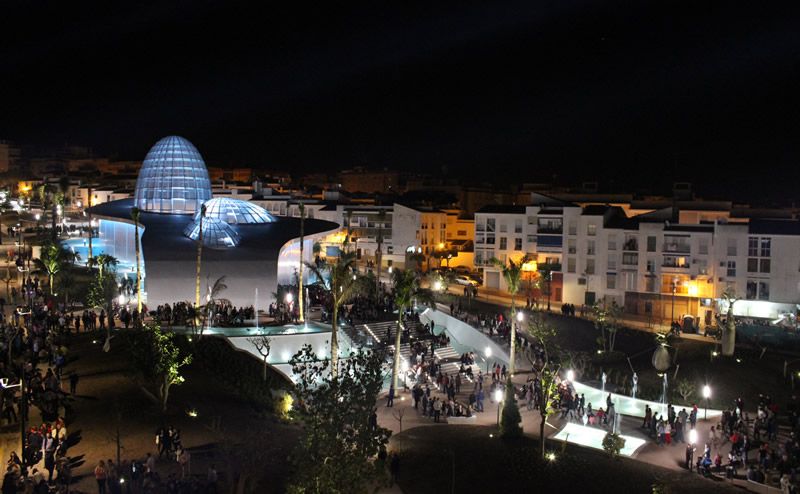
[183,217,240,249]
[197,197,276,224]
[134,136,212,214]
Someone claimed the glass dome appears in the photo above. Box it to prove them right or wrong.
[197,198,276,224]
[134,136,212,214]
[183,217,240,249]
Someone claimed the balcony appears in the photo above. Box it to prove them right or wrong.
[536,235,563,252]
[538,262,562,273]
[537,226,563,234]
[662,243,690,254]
[662,256,690,269]
[622,239,638,251]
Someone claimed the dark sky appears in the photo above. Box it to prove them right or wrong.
[2,1,800,199]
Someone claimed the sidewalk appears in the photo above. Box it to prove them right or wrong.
[442,284,717,344]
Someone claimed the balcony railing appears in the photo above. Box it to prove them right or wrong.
[662,260,689,269]
[537,226,563,234]
[663,243,690,254]
[623,239,638,251]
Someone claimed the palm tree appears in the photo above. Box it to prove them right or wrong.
[390,268,434,389]
[304,247,366,376]
[59,271,76,309]
[94,254,119,278]
[375,209,387,293]
[298,202,305,323]
[64,248,81,266]
[34,242,65,295]
[131,207,143,316]
[203,275,230,337]
[194,204,207,327]
[491,254,531,374]
[721,289,738,356]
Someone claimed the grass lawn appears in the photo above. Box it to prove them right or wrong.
[390,425,737,494]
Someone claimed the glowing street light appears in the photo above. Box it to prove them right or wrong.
[702,385,711,420]
[516,311,524,322]
[401,360,409,389]
[485,346,492,373]
[494,388,503,426]
[433,280,442,292]
[689,428,698,446]
[566,369,575,382]
[285,292,293,304]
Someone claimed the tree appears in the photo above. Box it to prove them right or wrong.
[491,254,531,374]
[374,210,386,294]
[287,344,391,494]
[721,289,737,356]
[676,379,695,403]
[126,323,192,412]
[130,207,143,317]
[194,204,207,329]
[247,335,272,381]
[304,245,368,376]
[527,314,561,459]
[602,432,626,459]
[94,254,119,277]
[34,242,66,295]
[390,268,435,389]
[592,300,622,353]
[202,275,229,337]
[500,377,523,438]
[298,202,306,323]
[58,270,76,309]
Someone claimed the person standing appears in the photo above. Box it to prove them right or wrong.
[389,453,400,485]
[94,460,108,494]
[69,373,79,396]
[386,386,395,408]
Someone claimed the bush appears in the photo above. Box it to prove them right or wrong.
[602,432,626,459]
[500,379,523,439]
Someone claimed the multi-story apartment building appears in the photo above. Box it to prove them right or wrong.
[476,195,800,326]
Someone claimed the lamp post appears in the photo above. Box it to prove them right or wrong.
[485,346,492,373]
[494,388,503,426]
[1,377,26,476]
[401,360,409,390]
[702,385,711,420]
[671,276,679,325]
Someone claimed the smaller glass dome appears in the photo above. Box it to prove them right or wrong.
[183,217,240,249]
[198,197,276,224]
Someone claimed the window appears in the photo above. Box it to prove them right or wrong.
[760,259,771,273]
[527,235,536,243]
[748,237,758,257]
[537,218,563,234]
[608,234,617,251]
[647,236,657,252]
[387,246,394,255]
[607,256,617,270]
[726,260,736,277]
[607,273,617,290]
[499,222,507,233]
[486,234,495,245]
[645,276,657,293]
[514,219,523,233]
[527,216,536,225]
[486,218,495,232]
[585,259,595,275]
[646,259,655,273]
[499,237,507,250]
[587,224,597,236]
[475,251,483,266]
[567,257,576,273]
[587,240,595,255]
[568,221,577,236]
[727,238,737,257]
[699,238,708,255]
[514,238,522,251]
[624,272,637,291]
[758,281,770,300]
[760,238,771,257]
[457,230,467,236]
[622,253,638,265]
[567,238,577,254]
[746,280,757,300]
[747,258,758,273]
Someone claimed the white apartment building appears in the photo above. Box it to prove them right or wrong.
[476,195,800,326]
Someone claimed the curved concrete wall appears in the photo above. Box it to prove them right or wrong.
[420,308,510,367]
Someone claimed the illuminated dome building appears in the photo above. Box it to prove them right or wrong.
[134,136,212,214]
[74,135,338,309]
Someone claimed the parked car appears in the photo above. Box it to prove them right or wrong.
[455,275,479,286]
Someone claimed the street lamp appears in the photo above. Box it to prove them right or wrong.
[689,428,697,446]
[285,292,293,304]
[516,310,524,322]
[671,276,679,325]
[485,346,492,373]
[566,369,575,383]
[494,388,503,426]
[401,360,409,390]
[702,385,711,420]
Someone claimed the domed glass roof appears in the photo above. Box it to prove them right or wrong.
[197,198,276,224]
[134,136,212,214]
[183,217,240,249]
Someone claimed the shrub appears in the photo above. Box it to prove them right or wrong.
[602,432,626,459]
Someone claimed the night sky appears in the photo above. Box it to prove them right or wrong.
[2,1,800,199]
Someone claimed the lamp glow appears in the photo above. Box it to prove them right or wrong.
[286,292,293,303]
[702,385,711,399]
[689,428,697,445]
[494,388,502,403]
[485,347,491,358]
[566,369,575,382]
[433,281,442,291]
[516,311,524,322]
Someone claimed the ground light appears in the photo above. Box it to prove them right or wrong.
[494,388,503,426]
[702,385,711,420]
[485,346,492,373]
[546,452,557,462]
